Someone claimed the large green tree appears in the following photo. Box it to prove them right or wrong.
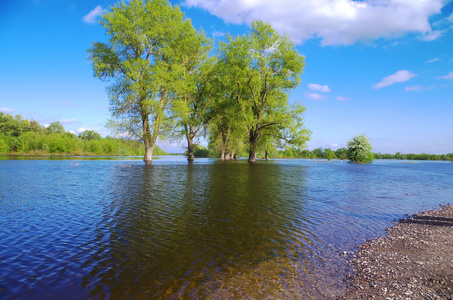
[347,134,374,163]
[89,0,203,164]
[172,48,217,162]
[218,21,310,162]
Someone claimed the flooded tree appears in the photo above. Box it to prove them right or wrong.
[347,134,374,162]
[89,0,205,164]
[218,21,310,163]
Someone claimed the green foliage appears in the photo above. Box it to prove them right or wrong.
[183,144,214,157]
[322,148,336,161]
[89,0,204,163]
[335,148,348,160]
[218,20,310,162]
[347,134,374,163]
[78,130,102,141]
[0,114,166,156]
[373,152,453,161]
[46,122,65,134]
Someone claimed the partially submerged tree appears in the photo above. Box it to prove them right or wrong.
[89,0,203,164]
[219,20,310,163]
[347,134,374,163]
[173,51,217,162]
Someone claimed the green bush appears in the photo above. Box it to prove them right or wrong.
[347,134,373,163]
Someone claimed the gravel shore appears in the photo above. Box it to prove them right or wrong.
[342,205,453,299]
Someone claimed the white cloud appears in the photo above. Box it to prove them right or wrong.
[184,0,443,45]
[60,118,78,125]
[426,58,439,63]
[373,70,417,89]
[421,30,443,41]
[438,71,453,80]
[213,31,225,37]
[82,5,104,23]
[0,107,14,113]
[331,143,339,148]
[404,85,422,92]
[305,92,327,100]
[76,127,95,133]
[336,96,350,101]
[448,12,453,23]
[308,83,331,92]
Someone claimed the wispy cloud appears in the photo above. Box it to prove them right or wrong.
[0,107,14,113]
[421,30,443,41]
[405,85,436,92]
[437,71,453,80]
[212,31,225,37]
[184,0,443,45]
[426,58,440,63]
[335,96,350,101]
[405,85,422,92]
[60,118,78,125]
[61,101,70,107]
[82,5,104,23]
[308,83,331,93]
[305,92,327,100]
[374,70,417,89]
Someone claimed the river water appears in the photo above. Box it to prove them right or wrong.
[0,157,452,299]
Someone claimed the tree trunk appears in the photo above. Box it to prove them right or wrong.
[225,151,230,160]
[142,113,153,165]
[187,135,195,162]
[248,149,257,163]
[248,129,258,163]
[265,150,269,160]
[144,142,154,165]
[220,148,225,160]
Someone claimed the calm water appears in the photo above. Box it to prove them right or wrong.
[0,157,452,299]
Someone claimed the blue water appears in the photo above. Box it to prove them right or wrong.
[0,157,451,298]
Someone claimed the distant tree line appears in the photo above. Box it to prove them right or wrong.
[0,113,166,156]
[186,142,452,162]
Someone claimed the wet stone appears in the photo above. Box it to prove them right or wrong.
[341,205,453,300]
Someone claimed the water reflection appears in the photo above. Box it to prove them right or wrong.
[2,159,451,299]
[81,161,336,298]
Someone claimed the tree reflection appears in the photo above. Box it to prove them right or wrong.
[83,160,323,298]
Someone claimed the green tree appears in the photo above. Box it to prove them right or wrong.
[89,0,200,164]
[172,39,215,162]
[335,147,348,160]
[347,134,374,163]
[46,121,65,134]
[323,148,336,161]
[218,20,310,163]
[78,130,102,141]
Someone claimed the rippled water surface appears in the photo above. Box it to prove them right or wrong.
[1,157,452,299]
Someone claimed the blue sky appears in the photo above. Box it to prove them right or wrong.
[1,0,452,154]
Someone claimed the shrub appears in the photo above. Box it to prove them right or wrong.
[347,134,373,163]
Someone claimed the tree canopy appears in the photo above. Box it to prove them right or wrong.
[347,134,374,163]
[89,0,207,164]
[88,1,310,163]
[217,20,311,162]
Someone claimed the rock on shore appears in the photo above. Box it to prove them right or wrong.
[343,205,453,299]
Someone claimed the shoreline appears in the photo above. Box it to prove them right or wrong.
[342,205,453,299]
